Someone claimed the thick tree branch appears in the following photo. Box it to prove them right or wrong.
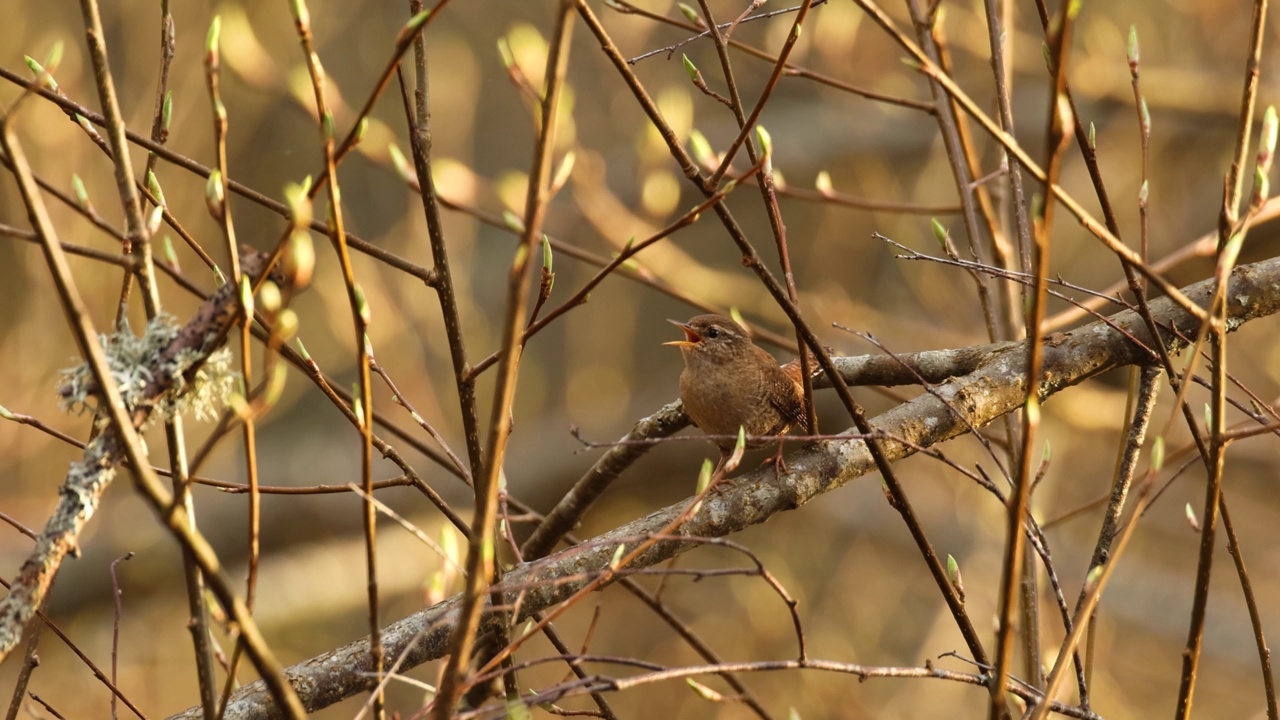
[178,256,1280,719]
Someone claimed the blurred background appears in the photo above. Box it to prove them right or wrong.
[2,0,1280,717]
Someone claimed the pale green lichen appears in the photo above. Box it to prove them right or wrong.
[58,315,237,425]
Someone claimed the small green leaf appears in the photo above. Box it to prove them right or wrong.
[678,3,699,24]
[609,543,626,570]
[1126,25,1140,66]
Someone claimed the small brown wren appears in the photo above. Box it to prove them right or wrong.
[665,314,807,468]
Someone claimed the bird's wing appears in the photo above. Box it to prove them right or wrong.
[768,372,809,433]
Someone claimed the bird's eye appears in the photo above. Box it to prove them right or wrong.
[706,327,720,339]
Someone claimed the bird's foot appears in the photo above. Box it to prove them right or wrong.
[762,442,788,482]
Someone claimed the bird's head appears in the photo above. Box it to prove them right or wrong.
[664,314,751,365]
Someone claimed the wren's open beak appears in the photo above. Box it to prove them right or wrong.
[663,319,701,348]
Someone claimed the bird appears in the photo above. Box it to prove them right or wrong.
[665,314,808,477]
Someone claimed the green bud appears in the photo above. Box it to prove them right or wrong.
[258,280,282,314]
[686,678,724,701]
[682,54,699,83]
[147,170,165,208]
[162,235,178,266]
[71,174,89,210]
[755,125,773,158]
[290,0,310,28]
[815,170,833,195]
[145,203,164,236]
[354,283,370,324]
[689,129,715,167]
[239,275,255,317]
[930,218,948,249]
[205,170,225,219]
[388,143,414,184]
[1084,564,1104,591]
[162,91,173,132]
[1150,435,1164,472]
[1257,105,1278,174]
[206,15,221,57]
[497,38,515,70]
[551,150,576,191]
[274,309,298,343]
[322,110,335,143]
